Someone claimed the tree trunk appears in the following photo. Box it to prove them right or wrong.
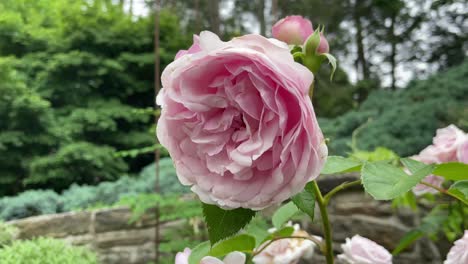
[258,0,266,36]
[389,12,397,90]
[209,0,220,35]
[353,1,369,80]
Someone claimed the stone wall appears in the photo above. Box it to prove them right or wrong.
[7,176,444,264]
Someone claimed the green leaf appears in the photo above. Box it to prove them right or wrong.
[303,28,321,56]
[260,226,295,245]
[202,203,256,245]
[272,202,299,229]
[320,53,337,80]
[400,158,426,173]
[188,241,210,264]
[448,180,468,204]
[291,182,315,220]
[392,230,423,255]
[209,234,256,257]
[434,163,468,181]
[321,156,362,175]
[362,162,435,200]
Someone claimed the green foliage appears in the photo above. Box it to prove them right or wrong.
[0,190,62,221]
[361,162,434,200]
[209,234,256,257]
[202,203,256,245]
[321,61,468,156]
[0,237,98,264]
[188,241,211,264]
[321,156,362,174]
[0,222,18,247]
[272,202,299,229]
[434,163,468,181]
[292,182,316,221]
[0,0,190,195]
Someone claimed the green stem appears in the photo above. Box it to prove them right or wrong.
[323,180,361,205]
[421,181,468,206]
[312,181,334,264]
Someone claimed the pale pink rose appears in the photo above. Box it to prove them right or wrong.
[431,125,466,162]
[409,153,444,196]
[272,16,313,45]
[175,35,202,59]
[157,31,327,210]
[337,235,392,264]
[252,223,319,264]
[444,230,468,264]
[456,137,468,164]
[200,252,246,264]
[175,248,191,264]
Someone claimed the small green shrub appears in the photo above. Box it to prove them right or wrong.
[0,222,18,247]
[0,190,62,221]
[0,237,98,264]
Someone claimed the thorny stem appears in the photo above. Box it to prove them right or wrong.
[421,181,468,206]
[312,181,334,264]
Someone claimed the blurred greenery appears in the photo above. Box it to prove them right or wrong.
[0,237,98,264]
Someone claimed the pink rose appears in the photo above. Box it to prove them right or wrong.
[252,223,319,264]
[409,153,444,196]
[317,33,330,54]
[272,16,313,45]
[175,248,191,264]
[431,125,466,162]
[337,235,392,264]
[457,137,468,164]
[444,230,468,264]
[157,31,327,210]
[200,252,246,264]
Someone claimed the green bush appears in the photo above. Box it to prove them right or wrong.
[0,237,98,264]
[0,222,18,247]
[321,61,468,156]
[0,190,62,221]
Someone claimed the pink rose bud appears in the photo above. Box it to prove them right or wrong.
[431,125,466,162]
[175,248,191,264]
[338,235,393,264]
[444,230,468,264]
[157,31,327,210]
[272,15,313,45]
[456,137,468,164]
[317,33,330,54]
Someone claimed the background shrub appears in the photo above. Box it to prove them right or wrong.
[0,190,62,221]
[0,237,98,264]
[320,61,468,156]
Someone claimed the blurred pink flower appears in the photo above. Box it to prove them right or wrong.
[272,16,313,45]
[252,222,320,264]
[444,230,468,264]
[337,235,392,264]
[200,252,246,264]
[410,152,444,196]
[175,248,191,264]
[157,31,327,210]
[456,137,468,164]
[431,125,466,162]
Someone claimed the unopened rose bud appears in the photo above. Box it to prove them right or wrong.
[272,15,313,45]
[318,33,329,54]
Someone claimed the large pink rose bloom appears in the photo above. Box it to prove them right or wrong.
[272,16,313,45]
[444,230,468,264]
[157,31,327,210]
[337,235,392,264]
[431,125,466,162]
